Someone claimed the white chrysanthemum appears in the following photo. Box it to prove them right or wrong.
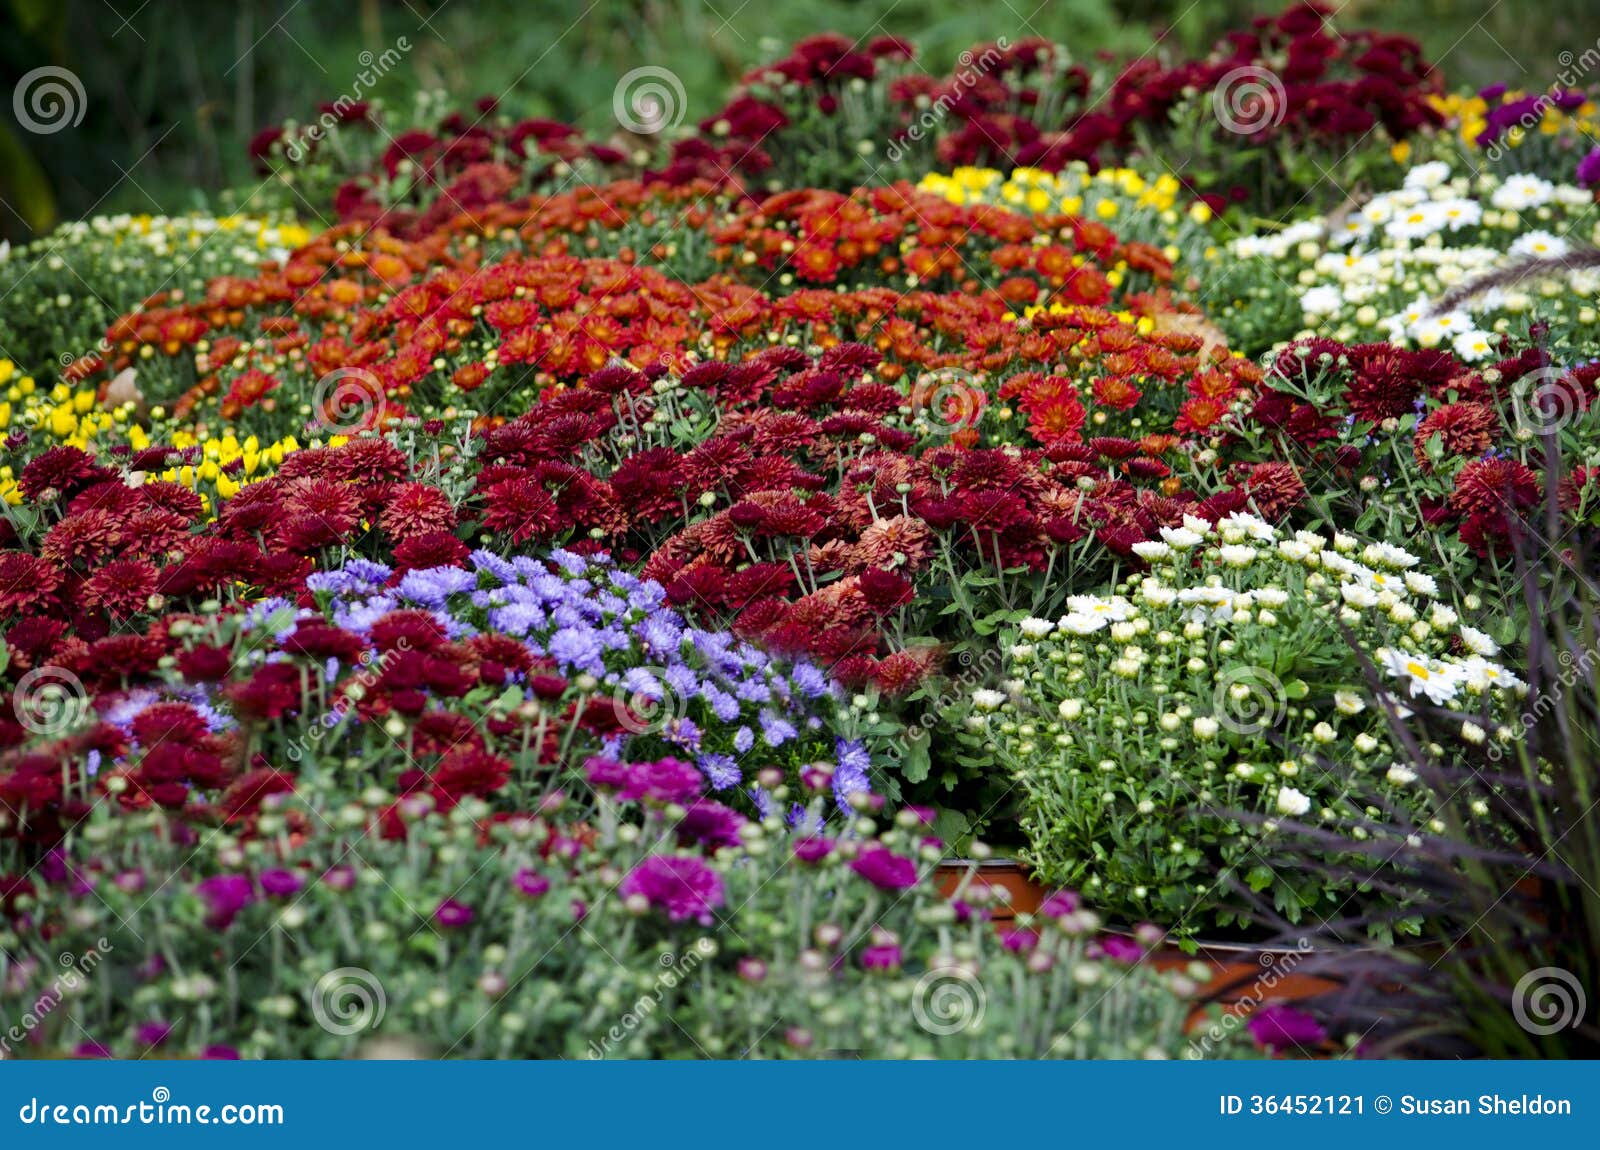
[1301,285,1343,316]
[1218,544,1257,567]
[1218,511,1276,542]
[1386,763,1418,785]
[1490,173,1555,210]
[1334,689,1366,715]
[1459,625,1499,656]
[1019,617,1055,639]
[972,688,1007,711]
[1140,582,1177,608]
[1066,595,1132,621]
[1132,540,1173,561]
[1160,525,1204,549]
[1378,648,1463,705]
[1403,160,1452,190]
[1458,656,1524,693]
[1059,613,1109,635]
[1276,787,1312,817]
[1509,230,1569,259]
[1340,583,1379,608]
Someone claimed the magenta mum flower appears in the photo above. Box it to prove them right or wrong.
[859,943,903,970]
[1098,935,1144,963]
[1247,1004,1327,1053]
[1578,144,1600,187]
[849,847,918,891]
[512,869,551,899]
[793,836,835,864]
[434,898,475,928]
[194,874,255,929]
[620,757,704,805]
[259,868,304,898]
[620,855,725,923]
[135,1021,174,1047]
[675,799,746,850]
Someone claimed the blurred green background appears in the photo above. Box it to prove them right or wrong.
[2,0,1595,241]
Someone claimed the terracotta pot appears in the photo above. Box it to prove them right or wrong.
[933,858,1044,922]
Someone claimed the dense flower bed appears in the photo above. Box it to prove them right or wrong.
[3,4,1599,1062]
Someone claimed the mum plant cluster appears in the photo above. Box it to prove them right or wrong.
[1,1,1597,1060]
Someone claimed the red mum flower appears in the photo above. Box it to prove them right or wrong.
[1344,355,1423,422]
[432,746,511,807]
[380,482,457,541]
[0,553,62,613]
[479,478,559,543]
[1412,402,1500,470]
[1237,462,1307,520]
[18,447,112,503]
[1450,457,1540,518]
[393,530,470,574]
[82,560,158,618]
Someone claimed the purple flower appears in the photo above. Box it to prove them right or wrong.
[1002,928,1040,953]
[758,710,797,747]
[675,799,746,850]
[1247,1004,1328,1053]
[833,738,872,811]
[135,1021,174,1047]
[259,869,304,898]
[619,855,725,923]
[1578,144,1600,187]
[513,869,551,899]
[434,898,475,928]
[195,874,255,929]
[584,756,632,790]
[662,716,702,751]
[696,752,741,791]
[621,757,704,805]
[547,627,605,676]
[72,1041,113,1059]
[793,837,835,864]
[849,848,918,891]
[860,943,903,971]
[201,1045,241,1060]
[1039,890,1081,917]
[1098,935,1144,963]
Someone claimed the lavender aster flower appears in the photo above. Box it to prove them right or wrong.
[697,753,741,791]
